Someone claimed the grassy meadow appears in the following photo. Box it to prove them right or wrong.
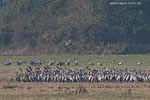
[0,54,150,100]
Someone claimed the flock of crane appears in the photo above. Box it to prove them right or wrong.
[10,58,150,83]
[2,58,148,82]
[2,59,142,66]
[15,65,150,82]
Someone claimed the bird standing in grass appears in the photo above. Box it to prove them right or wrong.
[118,62,123,65]
[137,61,142,66]
[97,62,102,66]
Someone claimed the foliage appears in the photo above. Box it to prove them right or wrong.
[0,27,13,46]
[0,0,150,55]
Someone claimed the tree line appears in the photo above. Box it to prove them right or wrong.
[0,0,150,55]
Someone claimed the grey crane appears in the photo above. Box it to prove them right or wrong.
[137,61,142,66]
[118,62,123,65]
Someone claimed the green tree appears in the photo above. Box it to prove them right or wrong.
[0,27,14,46]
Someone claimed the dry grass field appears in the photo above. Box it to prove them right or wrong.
[0,55,150,100]
[0,82,150,100]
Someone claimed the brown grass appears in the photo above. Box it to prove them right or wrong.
[0,82,150,100]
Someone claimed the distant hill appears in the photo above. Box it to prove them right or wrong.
[0,0,150,55]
